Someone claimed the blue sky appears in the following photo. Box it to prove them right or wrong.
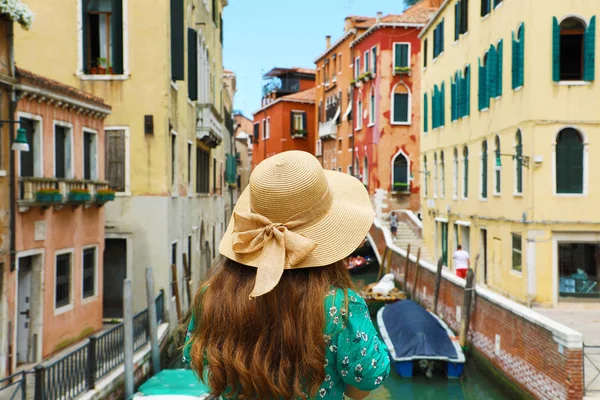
[223,0,409,118]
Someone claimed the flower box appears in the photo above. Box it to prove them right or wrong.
[394,66,411,76]
[68,189,91,203]
[35,189,62,203]
[291,129,307,139]
[95,189,116,204]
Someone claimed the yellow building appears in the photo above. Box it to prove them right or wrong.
[14,0,229,319]
[419,0,599,306]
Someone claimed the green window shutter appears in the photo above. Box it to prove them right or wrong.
[441,82,445,126]
[511,32,518,89]
[516,135,523,193]
[488,45,497,99]
[518,24,525,87]
[466,66,471,116]
[455,3,460,41]
[497,40,503,96]
[584,16,596,82]
[432,88,437,128]
[187,28,198,101]
[451,79,456,121]
[442,222,448,265]
[463,150,469,198]
[400,45,408,67]
[394,93,409,123]
[302,112,307,132]
[373,48,377,74]
[482,143,488,198]
[111,0,124,74]
[290,111,294,134]
[478,58,485,110]
[424,94,428,133]
[394,44,402,67]
[556,129,584,194]
[424,39,428,68]
[441,20,445,53]
[220,15,224,45]
[171,0,185,81]
[552,17,560,82]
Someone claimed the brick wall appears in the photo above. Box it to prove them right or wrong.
[369,223,584,400]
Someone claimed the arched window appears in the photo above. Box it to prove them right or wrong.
[392,151,410,193]
[556,128,584,194]
[440,151,445,198]
[463,146,469,198]
[481,140,488,199]
[453,148,459,198]
[391,82,410,124]
[362,156,369,187]
[369,88,375,125]
[494,135,501,194]
[515,130,523,193]
[555,17,590,81]
[423,155,429,198]
[433,153,438,197]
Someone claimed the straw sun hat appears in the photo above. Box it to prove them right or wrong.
[219,150,375,298]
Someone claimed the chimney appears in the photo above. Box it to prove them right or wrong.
[326,35,331,49]
[344,17,353,32]
[376,12,383,23]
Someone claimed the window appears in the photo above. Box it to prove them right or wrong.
[188,28,198,100]
[392,83,410,124]
[512,234,522,272]
[82,247,96,299]
[423,93,428,133]
[82,0,123,75]
[364,51,370,73]
[512,23,525,89]
[494,0,503,7]
[338,53,343,73]
[196,146,210,194]
[392,151,409,193]
[18,117,42,178]
[253,122,259,142]
[332,55,337,79]
[394,43,409,69]
[55,253,71,309]
[463,146,469,198]
[369,89,375,125]
[362,156,368,187]
[291,111,306,135]
[478,53,490,110]
[262,119,266,140]
[213,157,217,193]
[171,132,177,189]
[212,0,218,25]
[348,165,353,175]
[556,128,584,194]
[433,153,438,198]
[187,236,192,279]
[171,242,177,296]
[424,39,428,68]
[451,67,470,120]
[83,130,98,180]
[372,47,377,74]
[188,142,192,187]
[454,2,460,41]
[423,155,429,198]
[337,138,342,152]
[553,17,596,82]
[355,57,360,80]
[487,40,503,99]
[265,118,270,139]
[316,140,322,156]
[481,140,488,199]
[453,148,458,198]
[212,226,216,259]
[433,20,445,58]
[455,0,468,37]
[170,0,184,80]
[105,129,126,192]
[440,222,449,265]
[481,0,490,17]
[515,130,523,194]
[440,151,445,198]
[54,124,73,179]
[494,135,501,194]
[558,242,600,298]
[432,83,445,129]
[356,98,363,129]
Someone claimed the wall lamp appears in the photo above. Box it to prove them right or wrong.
[0,120,29,152]
[495,151,530,169]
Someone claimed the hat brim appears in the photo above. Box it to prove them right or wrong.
[219,170,375,269]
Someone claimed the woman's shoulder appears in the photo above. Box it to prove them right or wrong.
[323,287,368,333]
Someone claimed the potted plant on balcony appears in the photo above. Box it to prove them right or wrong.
[291,129,307,139]
[394,66,411,75]
[35,188,62,203]
[95,188,116,204]
[97,58,107,74]
[68,188,91,203]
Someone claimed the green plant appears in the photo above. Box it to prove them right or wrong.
[36,188,60,195]
[69,188,90,195]
[395,66,411,74]
[97,57,107,67]
[97,188,116,196]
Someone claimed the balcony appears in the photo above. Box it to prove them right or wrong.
[18,177,111,212]
[319,120,337,140]
[196,103,223,148]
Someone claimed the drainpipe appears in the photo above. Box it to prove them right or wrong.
[351,31,357,179]
[9,21,16,272]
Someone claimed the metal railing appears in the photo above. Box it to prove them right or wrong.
[584,344,600,395]
[31,290,165,400]
[0,370,32,400]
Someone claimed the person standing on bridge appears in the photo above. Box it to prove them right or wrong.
[452,244,470,279]
[389,211,399,239]
[182,151,390,400]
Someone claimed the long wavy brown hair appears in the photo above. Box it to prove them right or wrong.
[185,257,354,399]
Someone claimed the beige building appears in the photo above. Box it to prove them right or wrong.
[14,0,229,322]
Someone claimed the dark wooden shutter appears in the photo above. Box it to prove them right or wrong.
[461,0,469,34]
[516,132,523,193]
[56,254,71,308]
[55,126,66,178]
[440,20,445,53]
[556,129,583,194]
[463,147,469,198]
[451,76,456,121]
[111,0,123,74]
[481,142,488,198]
[394,93,408,123]
[440,82,445,126]
[373,48,377,74]
[171,0,185,81]
[584,16,596,82]
[84,131,92,180]
[82,0,90,73]
[106,130,125,192]
[188,28,198,101]
[442,223,448,265]
[518,24,525,87]
[465,66,471,116]
[455,3,460,41]
[290,111,294,134]
[19,118,35,177]
[552,17,560,82]
[220,14,224,44]
[424,39,428,68]
[302,112,307,132]
[512,31,518,89]
[394,44,401,68]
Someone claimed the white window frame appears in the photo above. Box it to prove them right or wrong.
[552,125,588,197]
[54,248,75,316]
[440,152,445,199]
[393,42,411,69]
[76,0,130,80]
[480,142,488,201]
[433,153,438,198]
[316,140,322,156]
[511,233,523,273]
[355,57,360,80]
[452,148,459,200]
[391,149,411,193]
[371,46,377,75]
[390,82,412,125]
[266,117,271,139]
[514,130,523,196]
[356,99,363,130]
[292,111,304,131]
[81,244,99,303]
[82,128,99,181]
[494,135,501,196]
[462,147,469,200]
[52,120,75,179]
[368,88,375,126]
[105,126,131,196]
[364,51,370,73]
[16,112,43,178]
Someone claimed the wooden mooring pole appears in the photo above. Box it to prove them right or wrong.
[171,264,182,321]
[376,247,389,282]
[433,257,444,314]
[146,267,161,375]
[123,279,134,398]
[459,268,476,347]
[411,248,422,299]
[183,254,192,309]
[403,244,411,291]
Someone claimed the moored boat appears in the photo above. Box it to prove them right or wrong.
[377,300,466,379]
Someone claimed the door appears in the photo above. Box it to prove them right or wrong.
[462,226,471,253]
[17,257,32,364]
[103,239,127,318]
[481,229,488,284]
[441,222,448,266]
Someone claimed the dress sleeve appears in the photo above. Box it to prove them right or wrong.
[334,290,391,391]
[182,315,195,365]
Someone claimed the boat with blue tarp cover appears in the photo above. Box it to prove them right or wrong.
[377,300,466,379]
[132,369,212,399]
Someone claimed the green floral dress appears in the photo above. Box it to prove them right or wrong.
[182,288,391,399]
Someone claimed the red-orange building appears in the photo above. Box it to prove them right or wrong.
[351,5,436,212]
[252,68,316,168]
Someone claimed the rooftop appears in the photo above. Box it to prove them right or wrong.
[263,67,316,78]
[281,87,316,103]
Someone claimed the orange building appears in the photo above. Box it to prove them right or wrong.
[252,67,316,168]
[351,5,436,212]
[314,17,375,174]
[5,69,111,369]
